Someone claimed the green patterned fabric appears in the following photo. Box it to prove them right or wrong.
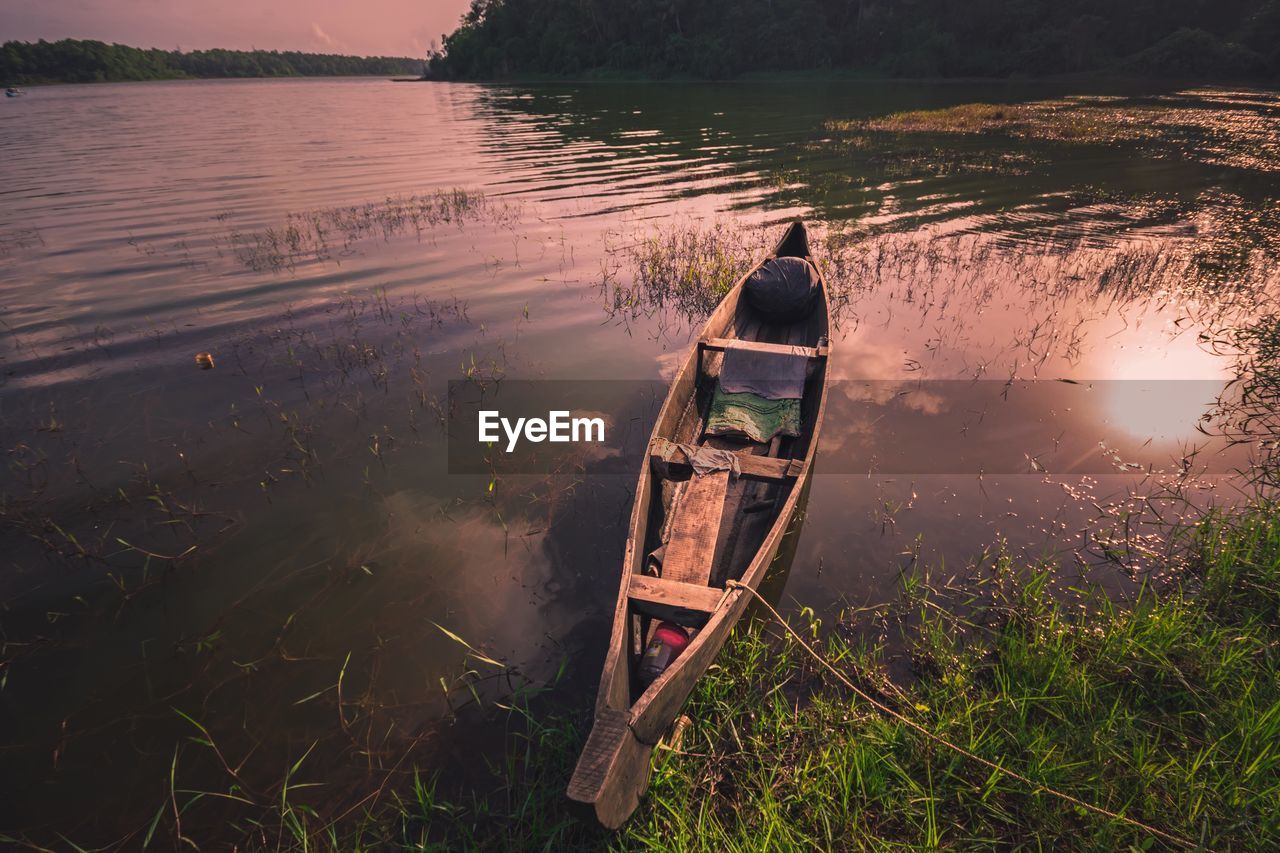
[706,385,801,443]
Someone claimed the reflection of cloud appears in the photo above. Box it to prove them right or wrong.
[846,381,949,416]
[381,490,550,663]
[572,409,613,427]
[375,480,623,694]
[901,390,947,415]
[1085,309,1230,444]
[656,350,685,381]
[1099,381,1220,444]
[567,409,622,464]
[828,333,921,382]
[573,443,624,464]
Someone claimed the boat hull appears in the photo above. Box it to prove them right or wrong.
[568,220,831,827]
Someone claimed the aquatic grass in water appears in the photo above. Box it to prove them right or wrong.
[1214,311,1280,487]
[0,287,473,586]
[595,209,1278,364]
[599,220,768,330]
[828,88,1280,173]
[222,188,519,273]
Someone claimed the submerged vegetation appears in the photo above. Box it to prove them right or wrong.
[0,39,422,85]
[1222,313,1280,487]
[223,188,515,272]
[830,90,1280,173]
[430,0,1280,80]
[600,221,766,331]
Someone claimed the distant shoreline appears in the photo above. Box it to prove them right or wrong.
[1,38,422,86]
[408,70,1280,91]
[12,74,424,87]
[14,69,1279,93]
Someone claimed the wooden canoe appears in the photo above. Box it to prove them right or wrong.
[567,220,831,827]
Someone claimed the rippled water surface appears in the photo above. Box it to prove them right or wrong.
[2,77,1278,844]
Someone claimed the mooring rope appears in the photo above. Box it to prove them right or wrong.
[724,580,1204,851]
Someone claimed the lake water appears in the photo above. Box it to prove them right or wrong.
[1,77,1277,844]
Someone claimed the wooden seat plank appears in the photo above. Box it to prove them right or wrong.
[659,468,729,586]
[651,451,799,482]
[629,574,724,614]
[701,337,827,359]
[650,439,801,483]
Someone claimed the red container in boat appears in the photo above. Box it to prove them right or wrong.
[638,622,691,687]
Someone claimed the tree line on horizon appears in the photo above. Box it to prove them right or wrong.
[1,39,423,84]
[429,0,1280,80]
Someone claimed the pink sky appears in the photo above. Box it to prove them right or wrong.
[0,0,474,57]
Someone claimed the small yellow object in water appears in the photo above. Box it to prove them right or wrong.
[195,352,215,370]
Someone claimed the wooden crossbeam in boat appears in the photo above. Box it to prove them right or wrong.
[701,337,828,359]
[649,441,803,483]
[658,468,730,586]
[628,574,725,626]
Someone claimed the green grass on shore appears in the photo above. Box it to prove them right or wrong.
[368,496,1280,851]
[632,516,1280,850]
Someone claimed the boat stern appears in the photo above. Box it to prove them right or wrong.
[566,706,654,828]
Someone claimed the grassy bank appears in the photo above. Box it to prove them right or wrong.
[354,492,1279,850]
[632,511,1280,850]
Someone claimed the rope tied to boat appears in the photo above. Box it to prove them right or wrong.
[724,580,1206,852]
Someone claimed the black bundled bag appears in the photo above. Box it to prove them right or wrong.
[743,256,818,323]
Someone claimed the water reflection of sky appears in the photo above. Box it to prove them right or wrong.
[1,78,1277,843]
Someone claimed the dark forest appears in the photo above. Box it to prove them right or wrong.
[430,0,1280,79]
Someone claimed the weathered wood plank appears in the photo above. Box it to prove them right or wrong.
[629,492,805,745]
[567,707,630,800]
[658,469,729,586]
[594,470,652,720]
[629,574,725,619]
[566,706,655,828]
[702,337,827,359]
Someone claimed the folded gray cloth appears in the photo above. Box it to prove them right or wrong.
[651,438,741,478]
[678,442,741,477]
[720,340,808,400]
